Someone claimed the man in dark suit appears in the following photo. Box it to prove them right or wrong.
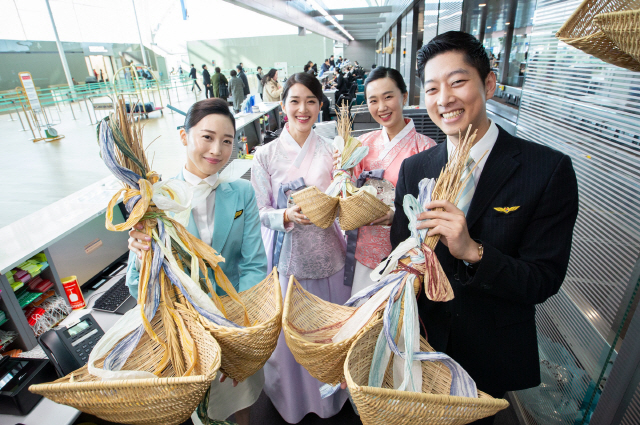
[202,64,213,99]
[237,65,250,97]
[391,31,579,424]
[189,64,201,93]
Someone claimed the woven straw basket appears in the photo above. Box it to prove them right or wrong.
[292,186,390,231]
[292,186,339,229]
[282,276,382,385]
[345,320,509,425]
[556,0,640,71]
[30,305,221,425]
[339,190,391,231]
[185,268,283,382]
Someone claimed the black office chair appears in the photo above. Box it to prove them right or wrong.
[336,83,358,113]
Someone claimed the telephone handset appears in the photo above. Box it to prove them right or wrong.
[38,313,105,377]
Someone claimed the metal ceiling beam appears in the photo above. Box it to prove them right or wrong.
[329,6,392,15]
[309,6,392,16]
[220,0,349,44]
[339,18,386,24]
[341,22,381,26]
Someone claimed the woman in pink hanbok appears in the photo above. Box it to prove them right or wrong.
[338,67,437,296]
[251,73,350,423]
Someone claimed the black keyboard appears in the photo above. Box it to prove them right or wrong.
[93,276,133,313]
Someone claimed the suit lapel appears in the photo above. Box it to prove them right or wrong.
[211,182,237,253]
[466,127,521,230]
[421,141,448,180]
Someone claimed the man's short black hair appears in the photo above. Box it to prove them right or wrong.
[191,64,194,67]
[417,31,490,85]
[202,64,207,69]
[236,65,242,71]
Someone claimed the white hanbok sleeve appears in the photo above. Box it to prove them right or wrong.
[251,148,294,234]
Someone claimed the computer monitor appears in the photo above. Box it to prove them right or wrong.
[47,204,130,289]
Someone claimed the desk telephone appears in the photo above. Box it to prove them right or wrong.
[38,313,105,377]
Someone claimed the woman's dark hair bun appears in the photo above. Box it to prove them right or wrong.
[184,98,235,134]
[364,67,407,96]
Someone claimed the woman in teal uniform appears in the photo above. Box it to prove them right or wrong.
[126,98,267,425]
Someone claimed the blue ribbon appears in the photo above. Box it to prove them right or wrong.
[343,169,385,287]
[272,177,306,268]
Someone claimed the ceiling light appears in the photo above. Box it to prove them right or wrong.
[479,3,486,6]
[506,22,510,25]
[401,35,407,38]
[487,26,491,28]
[406,32,412,34]
[307,0,354,41]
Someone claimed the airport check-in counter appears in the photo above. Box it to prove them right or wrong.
[0,105,282,425]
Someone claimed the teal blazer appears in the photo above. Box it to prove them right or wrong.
[126,171,268,298]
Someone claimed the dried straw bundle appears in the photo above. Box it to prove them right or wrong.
[417,125,485,302]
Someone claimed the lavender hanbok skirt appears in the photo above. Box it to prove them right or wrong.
[263,268,351,423]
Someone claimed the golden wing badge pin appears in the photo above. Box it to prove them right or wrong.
[494,206,520,214]
[234,210,244,219]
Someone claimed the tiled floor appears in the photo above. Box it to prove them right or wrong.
[0,86,203,229]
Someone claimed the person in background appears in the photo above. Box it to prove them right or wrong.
[312,61,318,74]
[239,62,245,72]
[72,77,78,85]
[229,69,245,113]
[251,72,350,424]
[262,68,283,102]
[179,66,184,75]
[303,63,310,73]
[99,70,105,82]
[391,31,579,425]
[256,66,265,100]
[127,98,267,425]
[211,67,225,98]
[334,67,436,294]
[372,64,377,69]
[202,64,213,99]
[329,55,335,68]
[190,64,202,93]
[237,65,250,97]
[334,67,349,105]
[93,68,98,80]
[337,56,343,66]
[320,59,330,77]
[347,66,356,84]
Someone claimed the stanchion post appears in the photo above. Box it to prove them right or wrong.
[84,96,93,125]
[15,106,27,132]
[69,98,77,120]
[166,88,173,113]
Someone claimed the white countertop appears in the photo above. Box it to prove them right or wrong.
[0,176,121,274]
[233,102,280,130]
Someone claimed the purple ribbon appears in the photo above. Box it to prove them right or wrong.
[343,169,385,287]
[273,177,306,267]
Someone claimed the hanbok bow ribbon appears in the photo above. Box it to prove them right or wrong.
[273,177,307,267]
[356,169,385,188]
[343,169,385,287]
